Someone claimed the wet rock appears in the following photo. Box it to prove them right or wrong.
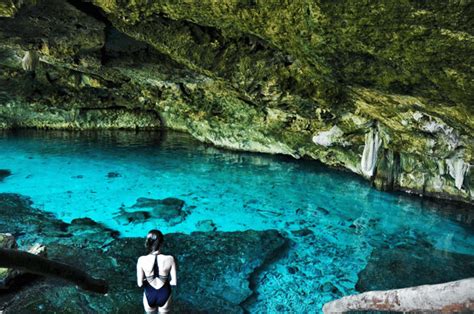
[0,194,63,243]
[0,169,11,182]
[0,233,17,249]
[356,243,474,292]
[195,219,217,232]
[67,218,119,246]
[0,194,115,248]
[0,193,288,313]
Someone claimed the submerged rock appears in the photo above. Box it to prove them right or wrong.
[0,169,11,182]
[195,219,217,232]
[132,197,186,223]
[106,171,121,178]
[291,228,314,237]
[115,197,187,226]
[114,210,150,224]
[356,242,474,292]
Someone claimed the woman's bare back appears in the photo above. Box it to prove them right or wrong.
[137,253,177,289]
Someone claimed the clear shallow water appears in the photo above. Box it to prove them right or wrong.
[1,129,473,312]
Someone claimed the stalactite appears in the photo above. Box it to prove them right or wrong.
[361,128,382,177]
[312,125,343,147]
[446,158,469,190]
[21,50,39,72]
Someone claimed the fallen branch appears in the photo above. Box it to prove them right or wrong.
[323,278,474,313]
[0,248,108,294]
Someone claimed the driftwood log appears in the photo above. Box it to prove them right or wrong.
[323,278,474,313]
[1,243,47,288]
[0,248,108,294]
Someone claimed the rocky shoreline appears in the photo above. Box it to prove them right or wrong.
[0,193,288,313]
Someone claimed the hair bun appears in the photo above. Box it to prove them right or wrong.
[145,230,164,254]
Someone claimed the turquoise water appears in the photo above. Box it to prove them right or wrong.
[1,129,473,312]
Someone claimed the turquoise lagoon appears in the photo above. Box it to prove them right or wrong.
[0,129,473,312]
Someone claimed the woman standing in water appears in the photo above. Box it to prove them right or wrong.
[137,230,177,313]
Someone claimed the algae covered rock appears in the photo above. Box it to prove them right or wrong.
[0,0,472,202]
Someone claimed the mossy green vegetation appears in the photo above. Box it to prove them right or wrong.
[0,0,472,202]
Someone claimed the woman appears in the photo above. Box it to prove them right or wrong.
[137,230,177,313]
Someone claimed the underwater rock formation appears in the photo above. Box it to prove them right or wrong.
[0,193,287,312]
[115,197,188,226]
[0,0,472,202]
[356,241,474,292]
[0,169,11,182]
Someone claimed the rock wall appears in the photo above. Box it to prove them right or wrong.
[0,0,472,202]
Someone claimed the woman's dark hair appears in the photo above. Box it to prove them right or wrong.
[145,230,164,254]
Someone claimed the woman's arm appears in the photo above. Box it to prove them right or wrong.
[136,257,144,287]
[169,256,177,286]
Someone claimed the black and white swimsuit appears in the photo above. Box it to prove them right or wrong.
[143,254,171,308]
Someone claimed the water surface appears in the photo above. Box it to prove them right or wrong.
[1,129,473,312]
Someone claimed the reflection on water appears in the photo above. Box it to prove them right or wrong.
[0,129,473,312]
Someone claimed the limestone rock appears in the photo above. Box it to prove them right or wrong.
[312,125,344,147]
[324,278,474,314]
[0,0,472,203]
[446,157,470,190]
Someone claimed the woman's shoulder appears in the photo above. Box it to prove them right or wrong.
[161,254,175,261]
[137,255,148,263]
